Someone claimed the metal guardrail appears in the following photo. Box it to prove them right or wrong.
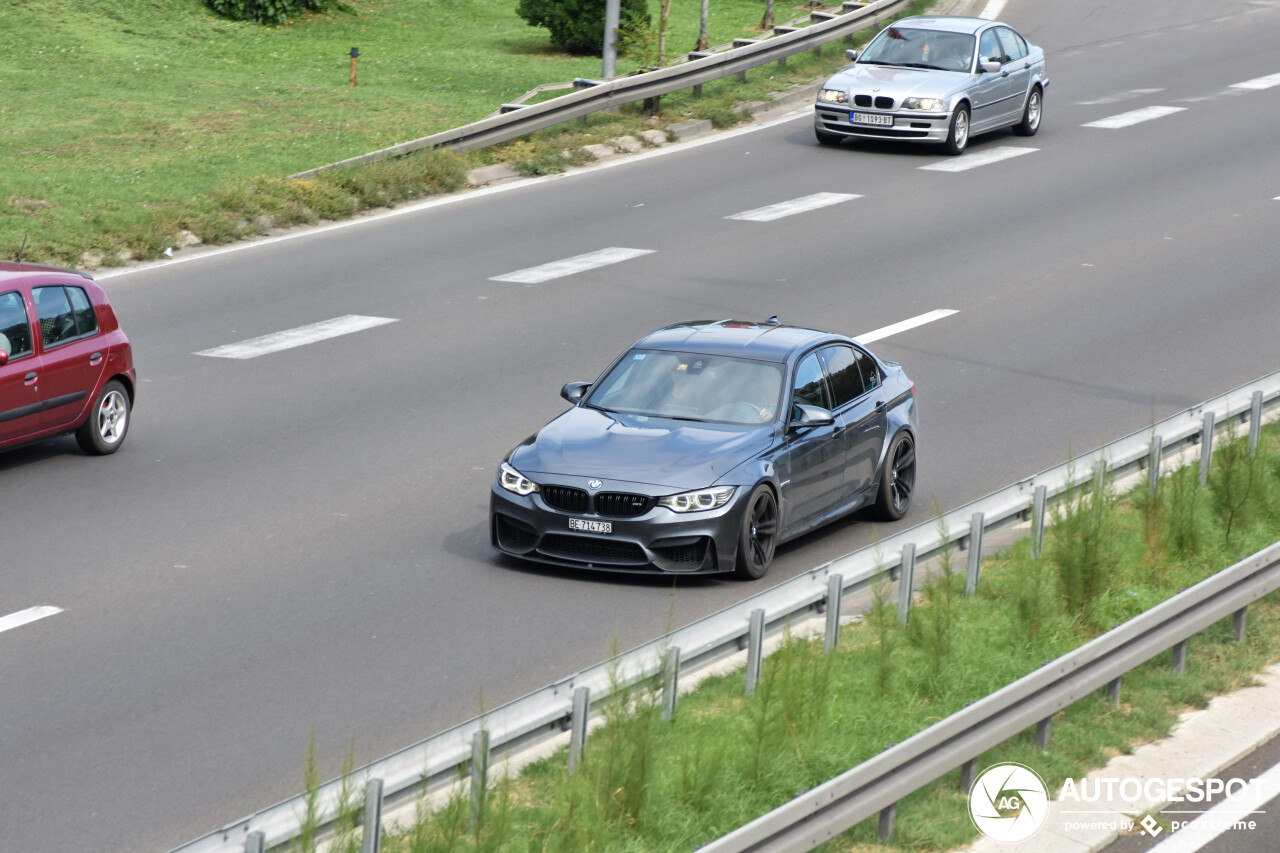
[702,539,1280,852]
[173,367,1280,853]
[290,0,912,178]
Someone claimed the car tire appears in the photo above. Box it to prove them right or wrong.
[735,483,778,580]
[870,431,916,521]
[815,127,841,146]
[1012,85,1042,137]
[941,105,969,156]
[75,379,131,455]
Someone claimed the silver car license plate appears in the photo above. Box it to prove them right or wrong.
[851,112,893,126]
[569,518,612,534]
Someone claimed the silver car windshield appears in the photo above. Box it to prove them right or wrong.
[859,26,974,72]
[585,349,784,425]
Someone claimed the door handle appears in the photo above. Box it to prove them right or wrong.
[90,352,104,365]
[25,371,38,384]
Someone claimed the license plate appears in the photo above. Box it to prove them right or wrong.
[851,112,893,126]
[569,518,612,534]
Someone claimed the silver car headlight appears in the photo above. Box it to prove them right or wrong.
[659,486,736,513]
[498,462,540,496]
[818,88,849,105]
[901,97,947,111]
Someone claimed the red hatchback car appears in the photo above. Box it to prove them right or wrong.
[0,261,136,455]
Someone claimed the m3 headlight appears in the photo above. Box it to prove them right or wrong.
[818,88,849,105]
[901,97,947,111]
[658,486,736,513]
[498,462,540,496]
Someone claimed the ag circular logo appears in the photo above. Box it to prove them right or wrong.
[968,762,1050,843]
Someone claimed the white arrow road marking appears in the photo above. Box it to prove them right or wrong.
[919,147,1038,172]
[726,192,862,222]
[195,315,399,359]
[857,309,959,343]
[0,606,63,635]
[490,247,655,284]
[1083,106,1186,129]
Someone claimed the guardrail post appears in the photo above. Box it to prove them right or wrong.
[470,729,490,827]
[1171,640,1187,674]
[568,688,589,774]
[897,543,916,626]
[1031,485,1047,559]
[965,512,984,596]
[878,802,896,840]
[687,51,713,97]
[661,647,681,721]
[1233,607,1248,642]
[824,574,843,654]
[1248,390,1264,457]
[1035,717,1052,750]
[361,778,383,853]
[1148,434,1163,498]
[1106,677,1122,708]
[1199,412,1216,485]
[745,609,765,696]
[245,831,265,853]
[960,759,977,794]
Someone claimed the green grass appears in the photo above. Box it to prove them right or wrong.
[299,424,1280,853]
[0,0,912,267]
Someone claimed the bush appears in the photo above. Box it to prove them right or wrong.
[204,0,344,26]
[516,0,651,56]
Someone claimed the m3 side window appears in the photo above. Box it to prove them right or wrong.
[817,345,867,409]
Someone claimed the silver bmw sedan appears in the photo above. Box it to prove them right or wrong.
[814,16,1048,155]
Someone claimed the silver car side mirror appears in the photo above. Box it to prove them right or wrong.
[980,61,1001,73]
[845,49,859,62]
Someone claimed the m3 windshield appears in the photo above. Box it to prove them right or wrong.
[585,349,784,425]
[859,26,974,72]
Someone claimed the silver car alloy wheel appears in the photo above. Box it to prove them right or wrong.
[97,388,129,445]
[954,109,969,149]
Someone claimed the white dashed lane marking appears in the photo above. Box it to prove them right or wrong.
[1232,72,1280,90]
[856,309,959,344]
[726,192,861,222]
[195,315,399,359]
[1083,106,1186,129]
[919,147,1037,172]
[1075,88,1165,106]
[0,606,63,636]
[489,247,655,284]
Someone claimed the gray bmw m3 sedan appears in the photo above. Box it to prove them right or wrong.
[490,319,918,579]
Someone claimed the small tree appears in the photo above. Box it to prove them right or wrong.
[517,0,652,56]
[695,0,709,51]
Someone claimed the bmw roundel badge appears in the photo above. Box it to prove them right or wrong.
[588,479,603,490]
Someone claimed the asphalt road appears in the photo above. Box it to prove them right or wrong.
[2,0,1279,850]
